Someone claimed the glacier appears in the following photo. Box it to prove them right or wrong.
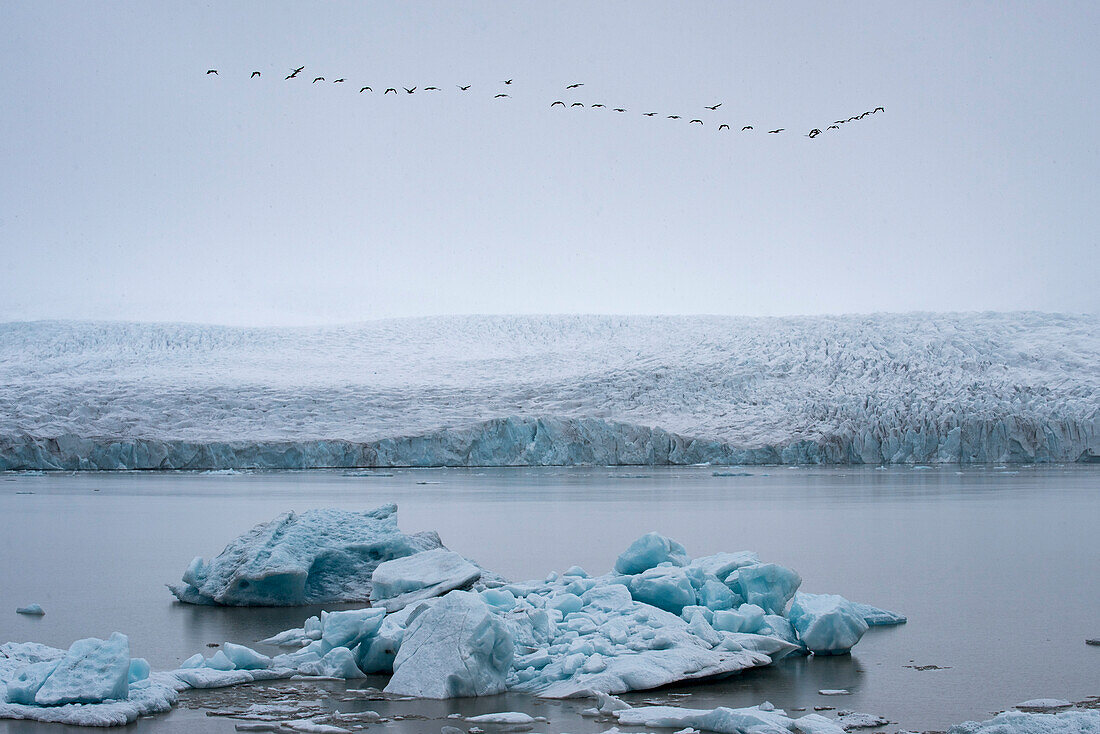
[0,313,1097,470]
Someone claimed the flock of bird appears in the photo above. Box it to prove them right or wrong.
[205,66,884,139]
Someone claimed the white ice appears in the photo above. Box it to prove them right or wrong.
[4,314,1096,470]
[948,710,1100,734]
[369,548,482,612]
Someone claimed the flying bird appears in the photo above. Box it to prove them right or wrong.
[643,112,657,116]
[424,86,440,91]
[333,78,345,83]
[689,119,702,124]
[566,83,583,89]
[742,125,753,130]
[313,77,324,83]
[251,71,261,78]
[385,88,397,94]
[859,112,869,119]
[705,103,722,110]
[768,128,783,133]
[667,115,681,119]
[495,93,509,98]
[719,124,730,130]
[206,69,217,75]
[457,85,471,90]
[827,125,839,130]
[359,86,372,93]
[502,79,513,84]
[551,101,565,107]
[571,102,584,107]
[873,106,884,113]
[591,104,606,108]
[613,108,626,113]
[290,66,305,75]
[833,120,846,125]
[847,116,858,122]
[404,86,416,94]
[807,128,822,138]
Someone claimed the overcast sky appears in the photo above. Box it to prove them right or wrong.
[1,2,1097,325]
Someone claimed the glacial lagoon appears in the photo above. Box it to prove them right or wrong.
[1,465,1097,732]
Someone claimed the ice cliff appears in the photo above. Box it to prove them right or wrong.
[1,313,1096,469]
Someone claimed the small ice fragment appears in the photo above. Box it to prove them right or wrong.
[818,689,851,696]
[466,712,537,725]
[16,603,45,615]
[793,713,848,734]
[1086,638,1100,646]
[441,727,465,734]
[835,710,890,729]
[1013,699,1073,711]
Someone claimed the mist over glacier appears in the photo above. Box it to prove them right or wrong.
[1,312,1096,470]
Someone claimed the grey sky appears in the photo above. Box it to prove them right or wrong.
[1,1,1097,325]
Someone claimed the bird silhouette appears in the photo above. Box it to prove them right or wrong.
[873,106,884,113]
[742,126,753,130]
[571,102,584,107]
[359,86,372,93]
[847,116,858,122]
[457,85,471,90]
[591,104,606,108]
[404,87,416,94]
[551,101,565,107]
[859,112,869,119]
[385,88,397,94]
[566,83,583,89]
[424,86,440,91]
[502,79,513,85]
[833,120,846,125]
[206,69,217,75]
[807,128,822,138]
[705,103,722,110]
[495,93,509,98]
[643,112,657,116]
[313,77,324,83]
[291,66,305,75]
[333,78,345,83]
[689,119,702,124]
[719,124,730,130]
[768,128,783,133]
[251,71,261,78]
[827,125,839,130]
[667,115,681,119]
[613,108,626,113]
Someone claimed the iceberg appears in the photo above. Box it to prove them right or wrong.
[948,710,1100,734]
[788,594,869,655]
[369,548,482,612]
[384,591,514,698]
[168,505,444,605]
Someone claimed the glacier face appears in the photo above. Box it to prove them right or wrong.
[0,313,1097,469]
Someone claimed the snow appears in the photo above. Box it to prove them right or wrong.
[948,711,1100,734]
[14,604,44,616]
[369,548,482,612]
[168,504,444,605]
[2,313,1097,470]
[788,594,870,655]
[384,591,514,698]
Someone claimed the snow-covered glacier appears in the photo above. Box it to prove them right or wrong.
[0,313,1096,470]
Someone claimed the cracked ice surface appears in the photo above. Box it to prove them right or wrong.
[1,313,1098,469]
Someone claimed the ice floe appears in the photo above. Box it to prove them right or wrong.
[948,710,1100,733]
[369,548,482,612]
[14,604,44,616]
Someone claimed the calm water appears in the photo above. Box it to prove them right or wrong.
[1,465,1097,732]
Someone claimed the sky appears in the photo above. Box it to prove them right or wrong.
[1,1,1098,325]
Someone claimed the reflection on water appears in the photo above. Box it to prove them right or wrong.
[1,465,1098,732]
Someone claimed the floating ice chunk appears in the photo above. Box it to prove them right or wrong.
[628,566,696,614]
[689,552,760,581]
[835,710,890,728]
[204,650,236,670]
[819,689,851,696]
[298,647,365,679]
[758,614,802,648]
[712,604,766,634]
[947,710,1100,734]
[320,608,386,649]
[33,632,130,706]
[849,602,907,626]
[369,549,481,612]
[615,703,794,734]
[594,691,632,712]
[282,719,351,733]
[15,604,44,616]
[1012,699,1074,711]
[614,533,690,575]
[178,653,204,669]
[793,713,848,734]
[385,591,514,698]
[221,643,271,670]
[128,658,150,683]
[168,504,443,606]
[726,563,802,615]
[5,659,62,705]
[789,593,869,655]
[563,566,590,578]
[466,712,539,724]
